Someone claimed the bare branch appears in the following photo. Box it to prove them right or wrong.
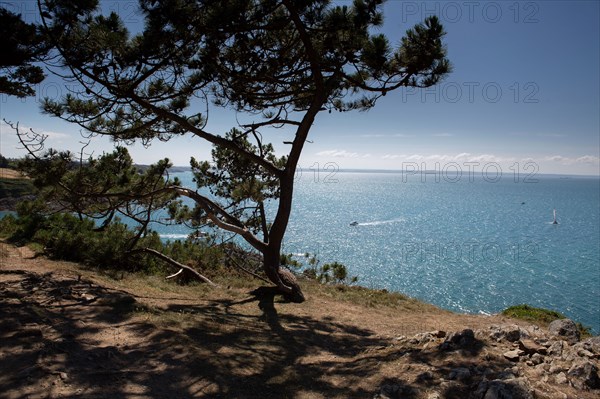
[129,247,218,287]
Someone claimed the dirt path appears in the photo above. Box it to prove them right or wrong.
[1,242,598,398]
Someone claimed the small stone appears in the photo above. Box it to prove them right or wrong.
[537,362,551,373]
[555,372,568,384]
[448,367,471,381]
[427,393,441,399]
[420,333,434,343]
[576,348,595,359]
[547,340,564,357]
[416,370,434,382]
[549,363,564,374]
[433,330,446,338]
[59,372,68,381]
[497,369,517,380]
[503,349,524,362]
[531,353,544,365]
[81,293,95,302]
[519,338,547,355]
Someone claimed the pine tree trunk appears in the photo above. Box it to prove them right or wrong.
[263,248,305,303]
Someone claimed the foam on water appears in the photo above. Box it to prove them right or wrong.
[355,217,406,226]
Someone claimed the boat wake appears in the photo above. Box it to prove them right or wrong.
[356,217,405,226]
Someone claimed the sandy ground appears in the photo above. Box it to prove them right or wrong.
[0,241,596,398]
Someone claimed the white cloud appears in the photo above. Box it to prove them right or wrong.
[315,149,360,158]
[544,155,600,165]
[360,133,414,138]
[395,153,515,164]
[1,121,70,142]
[574,155,600,164]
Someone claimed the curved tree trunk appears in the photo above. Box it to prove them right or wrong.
[263,248,305,303]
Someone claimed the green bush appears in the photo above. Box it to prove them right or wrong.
[0,206,241,277]
[288,252,358,285]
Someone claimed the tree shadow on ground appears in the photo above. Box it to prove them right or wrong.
[1,270,521,398]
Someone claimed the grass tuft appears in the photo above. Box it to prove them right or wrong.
[503,304,593,338]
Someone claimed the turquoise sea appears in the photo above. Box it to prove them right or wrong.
[162,170,600,334]
[2,171,599,334]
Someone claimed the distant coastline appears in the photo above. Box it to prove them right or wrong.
[165,166,600,179]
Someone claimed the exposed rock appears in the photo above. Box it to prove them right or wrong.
[415,370,434,382]
[561,346,581,362]
[567,360,600,390]
[547,340,565,357]
[531,353,544,365]
[573,337,600,357]
[474,378,533,399]
[504,349,525,362]
[497,369,518,380]
[504,325,523,342]
[448,367,471,381]
[554,372,568,385]
[549,361,566,374]
[532,385,568,399]
[519,338,547,355]
[548,319,580,344]
[376,382,414,399]
[432,330,446,338]
[443,328,475,349]
[418,332,435,343]
[490,325,520,343]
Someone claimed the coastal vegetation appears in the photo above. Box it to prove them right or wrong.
[5,0,450,301]
[502,304,592,338]
[0,205,357,291]
[0,176,35,199]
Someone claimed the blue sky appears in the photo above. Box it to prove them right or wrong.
[1,0,599,175]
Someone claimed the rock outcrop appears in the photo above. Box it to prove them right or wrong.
[382,321,599,398]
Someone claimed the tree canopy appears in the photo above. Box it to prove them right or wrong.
[0,6,49,97]
[20,0,450,301]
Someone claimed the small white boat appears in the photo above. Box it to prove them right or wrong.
[552,209,558,224]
